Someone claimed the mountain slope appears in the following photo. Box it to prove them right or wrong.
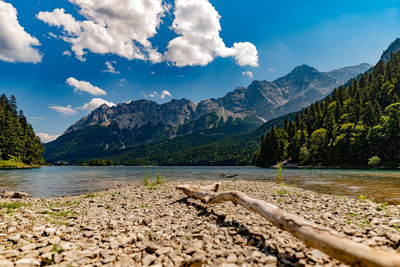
[255,49,400,168]
[44,63,370,164]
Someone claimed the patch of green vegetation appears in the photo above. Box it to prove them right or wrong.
[0,202,29,209]
[358,195,369,202]
[142,168,168,189]
[336,194,346,199]
[347,212,359,218]
[43,210,77,218]
[185,235,192,240]
[140,204,152,209]
[64,200,81,206]
[85,193,98,198]
[276,164,283,184]
[53,244,64,254]
[0,159,36,169]
[377,201,390,214]
[275,189,289,195]
[393,224,399,232]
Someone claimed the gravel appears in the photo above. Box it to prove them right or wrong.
[0,180,399,266]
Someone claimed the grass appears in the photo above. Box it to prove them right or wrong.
[0,202,30,209]
[64,200,81,206]
[276,164,283,184]
[142,168,168,188]
[53,244,63,254]
[358,195,369,202]
[347,212,359,218]
[85,193,98,198]
[140,204,152,209]
[0,159,32,169]
[377,201,390,214]
[393,224,399,232]
[275,189,289,195]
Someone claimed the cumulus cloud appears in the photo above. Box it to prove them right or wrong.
[67,77,107,96]
[37,133,61,143]
[49,105,78,116]
[37,1,168,62]
[62,50,72,56]
[104,61,119,74]
[164,0,258,67]
[269,67,276,72]
[148,90,172,99]
[81,98,116,111]
[242,71,253,78]
[0,1,42,63]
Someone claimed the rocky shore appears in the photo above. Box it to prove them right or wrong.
[0,180,399,266]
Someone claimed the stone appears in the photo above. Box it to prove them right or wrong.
[0,260,13,267]
[15,258,40,267]
[2,191,29,198]
[142,254,157,266]
[156,247,172,255]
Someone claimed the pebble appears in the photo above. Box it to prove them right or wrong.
[0,181,398,266]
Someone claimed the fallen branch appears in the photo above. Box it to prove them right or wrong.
[218,172,239,178]
[176,183,400,267]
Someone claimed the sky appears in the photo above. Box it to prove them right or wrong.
[1,0,400,142]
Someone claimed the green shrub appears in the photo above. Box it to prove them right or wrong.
[368,156,381,167]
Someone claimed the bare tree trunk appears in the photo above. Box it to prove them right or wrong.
[176,183,400,267]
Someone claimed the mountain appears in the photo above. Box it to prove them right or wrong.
[380,38,400,63]
[255,49,400,168]
[44,63,370,164]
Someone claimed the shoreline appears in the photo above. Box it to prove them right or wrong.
[0,180,399,266]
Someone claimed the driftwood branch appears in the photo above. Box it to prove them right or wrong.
[218,172,239,178]
[176,183,400,267]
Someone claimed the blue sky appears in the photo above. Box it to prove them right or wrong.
[1,0,400,142]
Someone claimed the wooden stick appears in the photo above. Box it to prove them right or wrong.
[176,183,400,267]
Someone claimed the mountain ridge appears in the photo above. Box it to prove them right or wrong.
[45,62,371,164]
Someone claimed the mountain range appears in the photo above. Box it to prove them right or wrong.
[44,62,371,164]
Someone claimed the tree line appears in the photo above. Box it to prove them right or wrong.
[0,94,44,165]
[254,51,400,168]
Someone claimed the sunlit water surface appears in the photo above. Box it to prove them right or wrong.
[0,166,400,204]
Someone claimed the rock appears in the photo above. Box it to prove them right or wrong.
[389,219,400,226]
[44,228,56,236]
[15,258,40,266]
[265,255,277,264]
[156,247,172,255]
[226,253,237,263]
[0,260,13,267]
[2,191,30,198]
[142,254,157,266]
[8,234,20,243]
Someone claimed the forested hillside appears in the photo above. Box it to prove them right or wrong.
[0,94,44,167]
[255,52,400,168]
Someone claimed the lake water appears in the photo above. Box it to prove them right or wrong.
[0,166,400,204]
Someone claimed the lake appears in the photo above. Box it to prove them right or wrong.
[0,166,400,204]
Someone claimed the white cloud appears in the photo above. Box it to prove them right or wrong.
[67,77,107,96]
[37,1,168,62]
[148,90,172,99]
[0,1,42,63]
[37,133,61,143]
[62,50,72,56]
[49,105,78,116]
[242,71,253,78]
[81,98,116,112]
[104,61,119,74]
[164,0,258,67]
[269,67,276,72]
[160,90,171,99]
